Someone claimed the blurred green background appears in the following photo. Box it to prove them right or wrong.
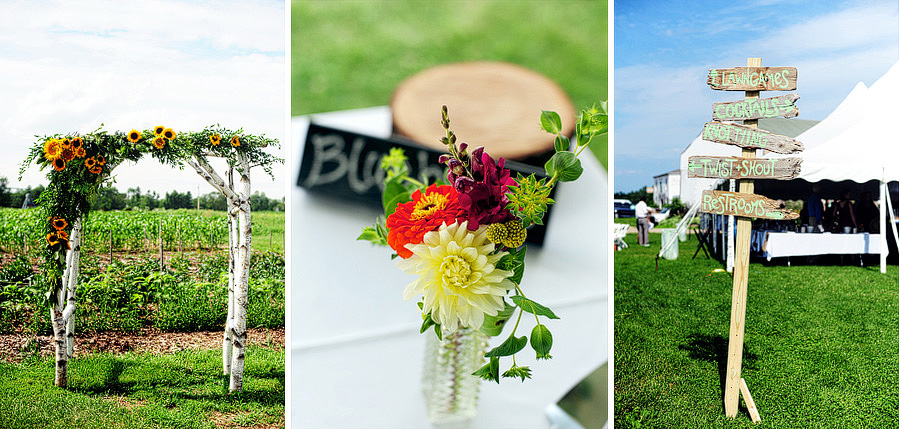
[291,0,608,169]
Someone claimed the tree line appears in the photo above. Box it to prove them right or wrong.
[0,177,284,212]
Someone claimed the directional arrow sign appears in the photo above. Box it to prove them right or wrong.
[702,121,804,154]
[700,190,798,220]
[687,156,802,180]
[712,93,799,121]
[707,67,797,91]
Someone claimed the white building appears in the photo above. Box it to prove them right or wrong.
[652,169,680,207]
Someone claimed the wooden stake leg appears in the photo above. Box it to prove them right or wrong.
[740,378,762,423]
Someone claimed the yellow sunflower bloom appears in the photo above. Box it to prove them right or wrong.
[52,158,66,171]
[230,136,241,147]
[51,217,68,230]
[61,147,75,162]
[96,155,106,165]
[397,221,514,332]
[44,139,62,160]
[153,136,166,149]
[70,137,83,149]
[61,138,71,149]
[84,157,96,168]
[74,147,86,158]
[209,134,221,146]
[154,125,165,136]
[127,129,142,143]
[89,165,102,175]
[163,128,176,140]
[46,232,60,246]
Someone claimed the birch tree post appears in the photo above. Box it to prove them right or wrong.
[20,126,281,390]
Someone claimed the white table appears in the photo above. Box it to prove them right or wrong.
[758,231,882,261]
[288,107,609,428]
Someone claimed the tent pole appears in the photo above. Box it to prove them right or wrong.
[880,169,887,274]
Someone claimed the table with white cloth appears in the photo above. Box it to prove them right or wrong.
[753,230,882,261]
[289,106,609,428]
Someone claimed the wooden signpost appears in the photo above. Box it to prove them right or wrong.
[697,58,806,423]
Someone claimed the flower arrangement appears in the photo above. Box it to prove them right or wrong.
[360,104,607,382]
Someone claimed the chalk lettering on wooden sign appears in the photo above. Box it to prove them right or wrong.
[700,190,798,220]
[297,122,551,244]
[712,93,799,121]
[702,121,804,154]
[687,156,802,180]
[707,67,797,91]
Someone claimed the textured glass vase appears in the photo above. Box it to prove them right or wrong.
[422,326,487,428]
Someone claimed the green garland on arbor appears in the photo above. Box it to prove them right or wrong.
[19,125,281,305]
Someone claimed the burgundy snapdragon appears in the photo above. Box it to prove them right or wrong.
[445,146,516,230]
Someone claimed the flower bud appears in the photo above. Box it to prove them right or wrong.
[438,154,450,164]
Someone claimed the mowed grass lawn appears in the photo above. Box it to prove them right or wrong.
[614,232,899,428]
[0,345,284,429]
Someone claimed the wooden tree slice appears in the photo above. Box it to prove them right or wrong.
[391,62,576,160]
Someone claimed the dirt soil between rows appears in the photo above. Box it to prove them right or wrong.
[0,327,284,364]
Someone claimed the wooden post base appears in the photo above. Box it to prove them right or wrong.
[740,378,762,423]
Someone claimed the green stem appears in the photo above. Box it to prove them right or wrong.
[402,176,426,189]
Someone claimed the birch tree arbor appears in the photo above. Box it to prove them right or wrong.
[21,126,281,391]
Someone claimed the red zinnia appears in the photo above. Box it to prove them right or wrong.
[386,184,467,259]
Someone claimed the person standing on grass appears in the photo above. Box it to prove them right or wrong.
[635,197,650,246]
[808,184,824,228]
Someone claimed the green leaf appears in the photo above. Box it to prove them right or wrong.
[511,295,560,319]
[485,334,527,357]
[544,152,583,182]
[497,245,526,285]
[530,324,553,360]
[553,135,570,152]
[479,302,515,337]
[540,110,562,135]
[420,313,436,334]
[473,356,501,383]
[433,324,442,341]
[382,175,410,217]
[502,364,533,382]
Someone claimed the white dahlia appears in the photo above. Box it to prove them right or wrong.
[397,221,514,332]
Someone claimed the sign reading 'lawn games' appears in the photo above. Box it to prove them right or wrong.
[707,66,797,91]
[688,156,802,180]
[698,58,805,423]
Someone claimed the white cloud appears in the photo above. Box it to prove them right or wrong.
[0,0,286,199]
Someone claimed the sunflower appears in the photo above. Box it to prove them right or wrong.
[163,128,176,140]
[127,129,142,143]
[74,147,86,158]
[52,158,66,171]
[44,139,62,160]
[46,232,60,246]
[89,165,102,175]
[51,217,68,231]
[70,136,83,149]
[96,154,106,165]
[60,138,71,149]
[84,157,97,169]
[209,134,221,146]
[154,125,165,136]
[60,147,75,162]
[46,230,70,250]
[230,136,241,147]
[153,136,167,149]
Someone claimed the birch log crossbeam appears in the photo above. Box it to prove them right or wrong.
[701,190,798,220]
[687,156,802,180]
[702,122,804,154]
[707,66,797,91]
[712,93,799,121]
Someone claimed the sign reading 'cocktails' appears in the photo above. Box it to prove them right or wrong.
[702,121,804,154]
[707,67,797,91]
[687,156,802,180]
[712,93,799,121]
[700,190,798,220]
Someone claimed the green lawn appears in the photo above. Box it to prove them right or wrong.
[614,232,899,428]
[0,346,284,429]
[291,0,608,169]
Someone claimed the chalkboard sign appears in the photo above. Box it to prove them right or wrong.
[297,122,552,245]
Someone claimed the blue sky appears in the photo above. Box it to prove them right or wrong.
[613,0,899,192]
[0,0,286,198]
